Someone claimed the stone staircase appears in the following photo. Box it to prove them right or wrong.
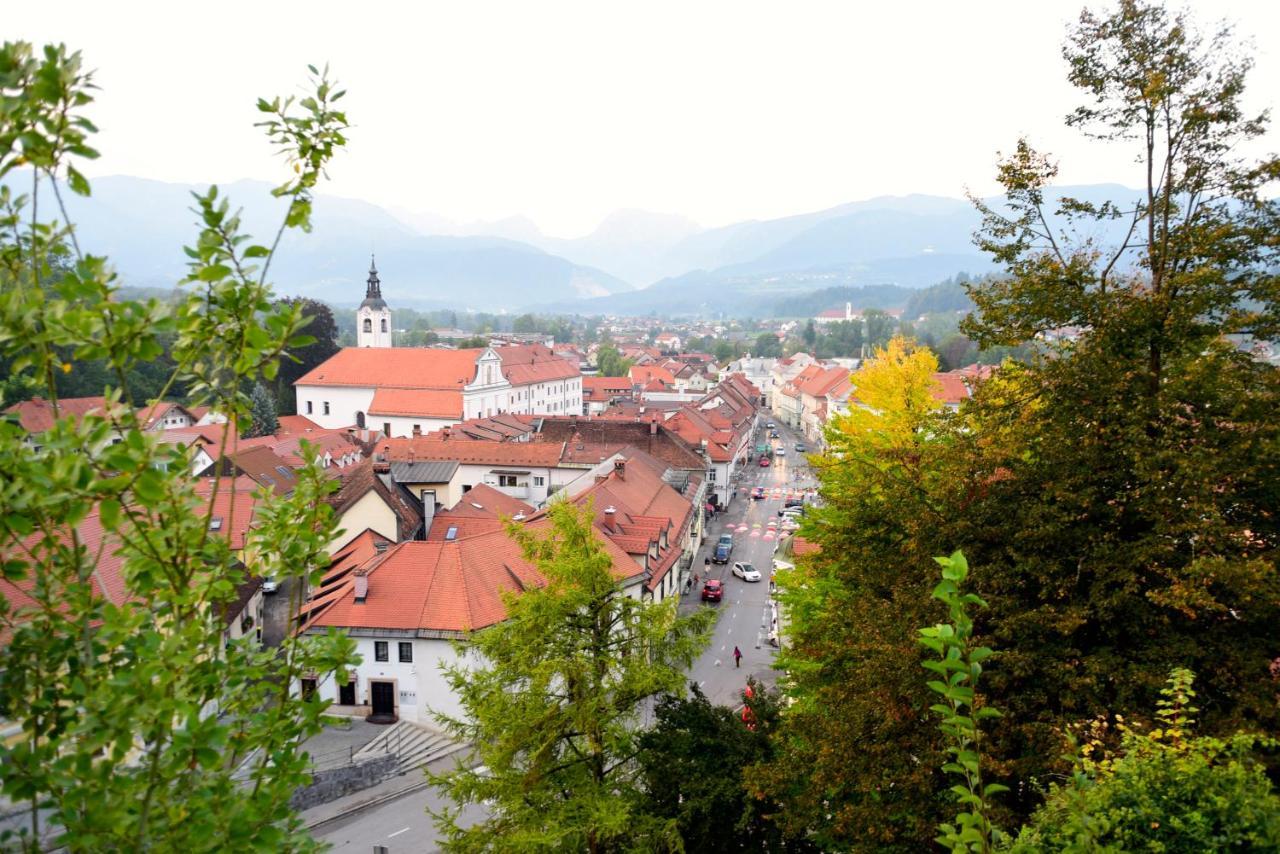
[350,719,467,775]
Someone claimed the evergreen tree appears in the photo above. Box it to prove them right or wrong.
[245,382,279,438]
[430,502,715,853]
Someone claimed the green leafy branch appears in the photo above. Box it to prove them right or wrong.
[918,551,1007,853]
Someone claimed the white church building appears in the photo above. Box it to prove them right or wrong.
[295,261,582,435]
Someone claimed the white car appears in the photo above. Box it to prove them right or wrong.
[262,577,279,594]
[732,561,762,582]
[775,447,786,457]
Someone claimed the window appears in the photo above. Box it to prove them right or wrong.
[381,318,388,332]
[383,422,391,436]
[306,401,313,415]
[498,474,518,487]
[363,318,372,333]
[398,642,413,663]
[533,476,545,487]
[300,678,317,701]
[374,641,388,662]
[323,401,330,416]
[708,469,717,482]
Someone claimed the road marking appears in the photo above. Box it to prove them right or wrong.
[389,827,411,838]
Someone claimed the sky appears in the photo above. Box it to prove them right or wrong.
[10,0,1280,238]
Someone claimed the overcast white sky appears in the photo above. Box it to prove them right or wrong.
[11,0,1279,238]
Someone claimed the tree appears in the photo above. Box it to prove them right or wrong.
[1012,669,1280,851]
[0,44,357,850]
[594,344,632,378]
[753,338,965,848]
[952,0,1280,820]
[273,297,339,414]
[245,381,279,438]
[751,332,782,359]
[637,680,813,853]
[801,320,815,348]
[430,502,715,853]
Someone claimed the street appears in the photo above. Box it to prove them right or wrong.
[680,418,814,708]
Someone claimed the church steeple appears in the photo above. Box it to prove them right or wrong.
[357,256,392,347]
[365,255,382,301]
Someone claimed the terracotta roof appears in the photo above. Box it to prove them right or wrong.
[378,437,566,468]
[443,483,534,520]
[367,388,463,419]
[296,347,480,389]
[931,372,971,405]
[226,446,297,496]
[428,413,536,441]
[276,414,327,435]
[797,365,851,399]
[137,401,196,430]
[301,517,637,635]
[5,396,111,433]
[629,364,676,387]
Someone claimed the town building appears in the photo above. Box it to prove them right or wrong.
[296,344,582,435]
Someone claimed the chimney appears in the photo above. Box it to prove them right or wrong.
[442,426,451,441]
[613,458,626,480]
[353,570,369,603]
[412,424,422,437]
[649,418,658,436]
[603,506,617,532]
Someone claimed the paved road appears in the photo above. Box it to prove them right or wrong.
[680,419,814,708]
[314,785,484,853]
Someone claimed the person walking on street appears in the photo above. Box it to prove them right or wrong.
[733,646,742,668]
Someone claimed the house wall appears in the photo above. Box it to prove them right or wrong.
[296,385,375,430]
[308,635,481,724]
[329,491,399,553]
[374,415,457,439]
[223,588,264,646]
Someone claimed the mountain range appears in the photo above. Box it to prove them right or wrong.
[43,175,1140,316]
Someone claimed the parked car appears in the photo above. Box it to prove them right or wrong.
[784,497,805,509]
[262,578,279,594]
[759,456,771,467]
[714,534,733,563]
[769,429,780,438]
[795,442,807,452]
[779,506,804,518]
[732,562,762,582]
[766,421,776,429]
[751,486,766,500]
[701,579,723,602]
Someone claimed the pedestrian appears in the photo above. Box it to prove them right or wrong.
[733,646,742,668]
[704,556,711,571]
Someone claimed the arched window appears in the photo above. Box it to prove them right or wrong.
[381,318,388,332]
[355,411,366,429]
[363,318,372,333]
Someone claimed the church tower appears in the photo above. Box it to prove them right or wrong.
[356,256,392,348]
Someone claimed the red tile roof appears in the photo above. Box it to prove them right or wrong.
[630,364,675,387]
[301,517,637,635]
[443,484,534,520]
[367,388,463,418]
[5,396,111,433]
[377,437,566,468]
[931,372,971,405]
[797,365,851,399]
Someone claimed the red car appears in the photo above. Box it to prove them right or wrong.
[701,579,723,602]
[758,456,771,467]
